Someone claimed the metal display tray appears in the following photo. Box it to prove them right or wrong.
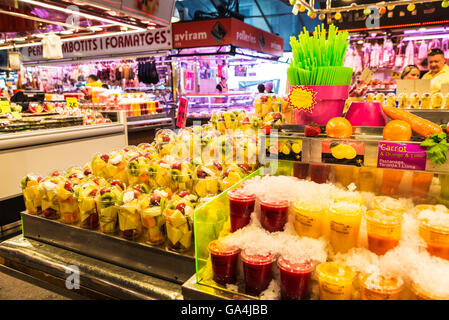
[21,212,195,284]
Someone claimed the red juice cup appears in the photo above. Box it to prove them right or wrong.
[278,256,314,300]
[241,250,275,296]
[310,164,330,184]
[209,240,240,285]
[293,163,309,180]
[259,198,289,232]
[228,188,256,232]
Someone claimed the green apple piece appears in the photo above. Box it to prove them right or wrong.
[168,210,187,228]
[179,230,192,249]
[166,223,183,245]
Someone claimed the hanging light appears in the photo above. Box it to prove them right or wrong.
[387,4,396,10]
[442,0,449,8]
[379,7,387,14]
[407,3,416,11]
[319,13,326,20]
[299,5,306,12]
[335,12,342,20]
[363,7,371,15]
[307,10,317,19]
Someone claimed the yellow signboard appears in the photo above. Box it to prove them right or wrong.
[66,97,79,109]
[0,100,11,114]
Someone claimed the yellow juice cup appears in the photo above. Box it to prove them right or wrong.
[372,196,407,215]
[411,281,449,300]
[359,273,403,300]
[358,167,377,193]
[316,262,355,300]
[365,209,402,255]
[293,200,324,239]
[328,201,364,254]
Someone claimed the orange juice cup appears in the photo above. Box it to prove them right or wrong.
[412,172,434,198]
[418,215,449,260]
[358,167,377,193]
[316,262,355,300]
[334,166,358,188]
[365,209,402,255]
[328,202,364,254]
[411,281,449,300]
[359,273,404,300]
[293,200,323,239]
[372,196,407,216]
[380,169,404,197]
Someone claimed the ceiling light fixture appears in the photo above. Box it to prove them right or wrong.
[18,0,145,31]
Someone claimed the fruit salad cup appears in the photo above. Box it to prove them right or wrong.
[164,195,195,252]
[65,167,86,187]
[139,193,167,245]
[155,129,177,156]
[154,159,171,188]
[39,176,64,219]
[117,188,143,241]
[421,93,431,109]
[76,178,106,229]
[21,174,43,215]
[91,152,110,179]
[127,156,151,187]
[194,165,220,198]
[431,92,444,109]
[219,164,245,191]
[107,150,128,182]
[169,160,194,193]
[96,181,124,234]
[386,93,396,108]
[57,179,79,224]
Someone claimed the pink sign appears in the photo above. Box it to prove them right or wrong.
[176,97,189,129]
[377,142,427,171]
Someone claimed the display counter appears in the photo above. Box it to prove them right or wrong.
[0,122,127,201]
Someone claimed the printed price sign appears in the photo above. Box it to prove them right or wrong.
[176,97,189,129]
[377,142,427,171]
[322,140,365,166]
[0,100,11,114]
[65,97,78,109]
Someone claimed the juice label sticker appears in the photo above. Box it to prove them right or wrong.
[377,142,426,171]
[266,137,302,162]
[322,140,364,167]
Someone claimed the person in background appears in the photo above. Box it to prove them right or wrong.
[257,83,265,93]
[265,82,273,93]
[85,74,103,87]
[216,76,228,93]
[102,84,110,90]
[401,65,421,80]
[422,48,449,94]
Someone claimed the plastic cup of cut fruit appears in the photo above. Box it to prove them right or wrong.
[58,182,79,225]
[194,176,220,198]
[278,256,314,300]
[21,175,42,215]
[140,198,165,246]
[78,196,100,229]
[365,209,402,255]
[228,188,256,233]
[39,178,62,220]
[293,200,323,239]
[118,199,142,241]
[97,197,118,234]
[259,197,290,233]
[359,273,403,300]
[209,240,240,285]
[164,202,193,252]
[316,262,355,300]
[241,250,275,296]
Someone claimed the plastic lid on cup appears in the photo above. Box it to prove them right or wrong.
[365,209,403,226]
[208,240,240,256]
[259,197,289,208]
[277,256,314,274]
[411,280,449,300]
[228,188,256,201]
[316,262,355,285]
[241,249,275,265]
[359,272,404,293]
[293,200,322,212]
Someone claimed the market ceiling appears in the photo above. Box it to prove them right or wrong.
[0,0,173,49]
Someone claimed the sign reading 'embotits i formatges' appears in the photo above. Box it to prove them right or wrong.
[19,27,172,61]
[377,142,427,171]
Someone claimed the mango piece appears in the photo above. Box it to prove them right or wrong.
[166,223,183,245]
[168,210,186,228]
[179,230,192,249]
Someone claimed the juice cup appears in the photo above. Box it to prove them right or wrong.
[328,201,364,254]
[372,196,407,216]
[412,172,434,199]
[316,262,355,300]
[228,188,256,232]
[439,174,449,200]
[259,198,290,233]
[334,166,358,188]
[278,256,314,300]
[359,273,404,300]
[241,250,275,296]
[293,200,323,239]
[310,164,330,184]
[380,169,404,197]
[358,167,377,193]
[365,209,402,255]
[209,240,240,285]
[293,163,309,180]
[411,281,449,300]
[418,217,449,260]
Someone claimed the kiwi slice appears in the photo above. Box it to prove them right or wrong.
[148,166,157,178]
[140,184,150,194]
[127,161,140,176]
[170,169,182,183]
[100,193,115,207]
[21,176,30,190]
